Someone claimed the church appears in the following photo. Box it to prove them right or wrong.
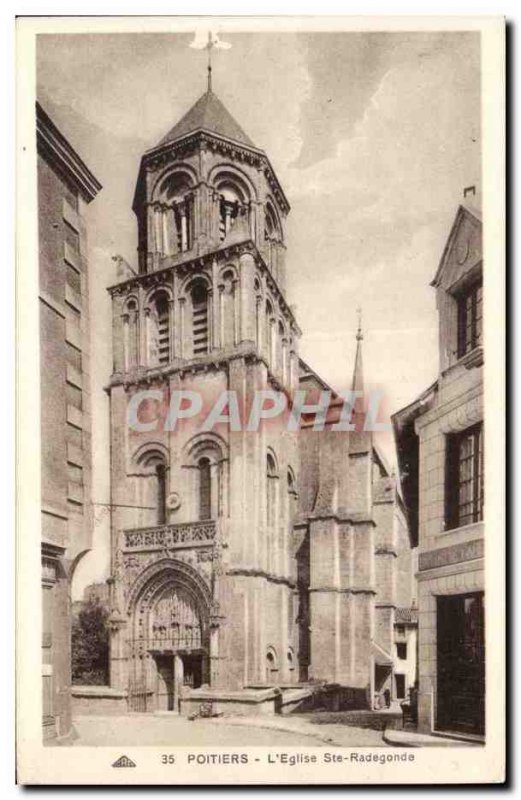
[104,75,415,716]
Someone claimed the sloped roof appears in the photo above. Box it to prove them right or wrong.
[154,89,256,150]
[431,203,482,287]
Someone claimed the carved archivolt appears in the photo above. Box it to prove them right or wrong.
[126,556,212,616]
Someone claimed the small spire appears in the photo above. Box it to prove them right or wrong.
[352,308,364,395]
[356,305,363,341]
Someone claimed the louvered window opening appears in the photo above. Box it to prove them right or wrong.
[157,303,170,365]
[192,284,209,355]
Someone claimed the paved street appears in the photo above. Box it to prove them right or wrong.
[72,714,387,748]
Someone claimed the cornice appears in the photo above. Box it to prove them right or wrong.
[138,129,290,215]
[36,102,102,202]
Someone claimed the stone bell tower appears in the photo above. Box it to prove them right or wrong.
[107,77,302,712]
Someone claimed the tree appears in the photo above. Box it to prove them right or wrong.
[71,597,109,685]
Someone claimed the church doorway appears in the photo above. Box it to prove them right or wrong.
[155,655,175,711]
[181,653,203,689]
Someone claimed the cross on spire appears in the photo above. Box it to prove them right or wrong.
[206,31,213,92]
[189,30,232,93]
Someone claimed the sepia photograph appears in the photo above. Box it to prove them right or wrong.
[16,14,505,785]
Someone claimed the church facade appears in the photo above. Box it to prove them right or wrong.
[105,85,415,715]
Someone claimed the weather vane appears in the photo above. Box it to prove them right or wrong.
[189,30,232,92]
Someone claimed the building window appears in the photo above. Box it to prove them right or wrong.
[66,262,81,295]
[457,281,483,358]
[266,453,278,571]
[446,423,484,530]
[174,200,192,253]
[396,643,407,660]
[147,291,170,366]
[156,463,167,525]
[191,282,209,355]
[396,625,405,636]
[64,219,80,252]
[265,649,278,683]
[198,457,212,520]
[156,295,170,365]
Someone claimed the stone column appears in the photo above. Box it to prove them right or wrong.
[174,654,184,712]
[179,206,186,252]
[224,204,232,236]
[144,307,151,367]
[108,621,128,692]
[147,204,155,254]
[232,279,239,346]
[154,205,162,257]
[248,201,256,241]
[208,288,214,350]
[162,206,169,256]
[255,295,263,354]
[179,297,186,359]
[168,298,175,362]
[122,313,129,372]
[218,283,225,349]
[270,317,276,370]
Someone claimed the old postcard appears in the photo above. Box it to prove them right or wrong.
[16,15,505,784]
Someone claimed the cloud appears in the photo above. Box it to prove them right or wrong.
[293,31,480,170]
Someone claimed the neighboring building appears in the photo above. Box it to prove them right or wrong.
[37,102,102,741]
[393,606,418,702]
[104,82,415,715]
[393,195,484,738]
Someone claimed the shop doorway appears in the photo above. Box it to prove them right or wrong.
[436,592,485,736]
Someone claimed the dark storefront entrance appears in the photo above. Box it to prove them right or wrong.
[436,592,485,736]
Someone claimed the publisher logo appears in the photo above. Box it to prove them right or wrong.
[112,755,136,768]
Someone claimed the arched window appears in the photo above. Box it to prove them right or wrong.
[135,448,169,525]
[155,172,194,255]
[287,649,295,676]
[264,203,281,243]
[148,290,170,366]
[220,269,237,347]
[123,299,139,370]
[191,281,209,356]
[265,300,274,367]
[266,453,278,572]
[212,172,252,243]
[277,320,285,376]
[198,457,212,520]
[265,649,278,683]
[218,186,242,241]
[254,278,263,351]
[156,463,167,525]
[287,467,298,530]
[183,434,227,521]
[156,293,170,365]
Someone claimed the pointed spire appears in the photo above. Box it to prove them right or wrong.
[351,306,364,395]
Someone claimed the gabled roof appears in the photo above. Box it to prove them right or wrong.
[153,89,256,151]
[431,203,482,288]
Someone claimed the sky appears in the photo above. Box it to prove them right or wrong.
[36,30,481,596]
